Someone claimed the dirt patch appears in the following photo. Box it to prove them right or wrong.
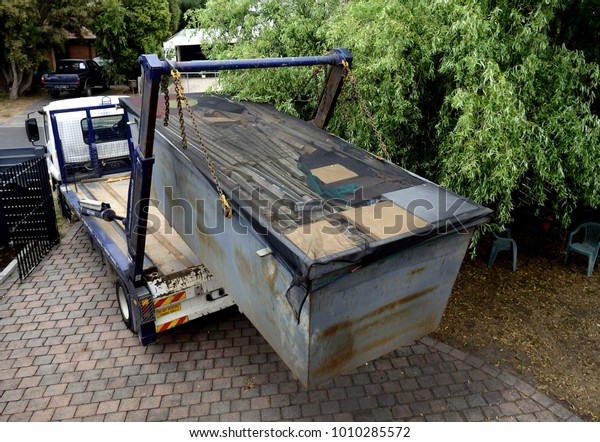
[434,230,600,421]
[0,85,133,123]
[0,91,46,122]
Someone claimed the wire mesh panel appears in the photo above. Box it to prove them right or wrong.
[0,155,59,279]
[52,107,132,183]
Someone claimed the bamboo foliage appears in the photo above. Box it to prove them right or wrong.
[187,0,600,229]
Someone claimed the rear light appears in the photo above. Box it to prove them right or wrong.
[41,77,45,85]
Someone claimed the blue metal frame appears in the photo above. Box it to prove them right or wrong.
[62,188,156,345]
[126,49,353,285]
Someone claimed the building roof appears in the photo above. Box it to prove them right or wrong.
[164,29,211,48]
[67,27,96,40]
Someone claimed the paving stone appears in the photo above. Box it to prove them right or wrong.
[0,224,584,423]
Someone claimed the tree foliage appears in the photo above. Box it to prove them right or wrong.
[0,0,92,99]
[188,0,600,230]
[94,0,172,83]
[179,0,206,30]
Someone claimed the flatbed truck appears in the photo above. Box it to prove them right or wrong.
[26,95,234,345]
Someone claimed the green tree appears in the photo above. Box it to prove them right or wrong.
[0,0,92,99]
[167,0,181,34]
[94,0,171,83]
[188,0,600,232]
[179,0,207,30]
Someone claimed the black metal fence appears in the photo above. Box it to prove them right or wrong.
[0,154,59,280]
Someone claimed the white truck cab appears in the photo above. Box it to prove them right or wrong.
[36,96,131,183]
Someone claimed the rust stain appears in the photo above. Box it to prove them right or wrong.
[313,311,438,378]
[318,285,438,339]
[148,264,212,284]
[408,267,425,276]
[261,256,279,294]
[234,247,254,287]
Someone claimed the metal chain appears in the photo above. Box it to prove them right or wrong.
[161,75,170,126]
[342,60,392,161]
[338,86,356,127]
[172,70,189,149]
[291,65,324,103]
[170,69,232,218]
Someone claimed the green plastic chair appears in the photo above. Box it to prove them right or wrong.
[488,228,517,271]
[564,222,600,277]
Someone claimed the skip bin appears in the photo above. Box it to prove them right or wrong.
[121,94,491,387]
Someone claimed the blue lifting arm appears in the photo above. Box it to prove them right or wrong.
[126,49,353,284]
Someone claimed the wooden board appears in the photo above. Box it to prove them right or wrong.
[341,201,430,240]
[284,219,358,259]
[74,176,199,275]
[310,163,358,184]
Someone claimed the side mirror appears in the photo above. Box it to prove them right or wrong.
[25,118,40,143]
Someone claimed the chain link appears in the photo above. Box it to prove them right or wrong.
[291,65,324,103]
[342,60,391,161]
[161,75,170,126]
[170,69,232,218]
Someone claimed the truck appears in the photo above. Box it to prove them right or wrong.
[26,94,235,342]
[41,59,109,99]
[26,49,491,387]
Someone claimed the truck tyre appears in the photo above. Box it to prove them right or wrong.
[116,280,136,333]
[83,81,93,97]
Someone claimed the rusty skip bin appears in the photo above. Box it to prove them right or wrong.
[121,93,491,387]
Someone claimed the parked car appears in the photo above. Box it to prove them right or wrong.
[42,59,109,98]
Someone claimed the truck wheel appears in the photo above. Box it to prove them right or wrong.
[49,91,60,99]
[116,280,136,333]
[83,81,92,97]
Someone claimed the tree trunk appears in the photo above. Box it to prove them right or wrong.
[18,71,34,96]
[8,61,33,100]
[9,61,22,100]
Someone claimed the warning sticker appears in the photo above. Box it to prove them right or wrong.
[156,303,182,319]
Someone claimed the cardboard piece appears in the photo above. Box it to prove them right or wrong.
[342,201,430,240]
[285,219,357,259]
[310,163,358,184]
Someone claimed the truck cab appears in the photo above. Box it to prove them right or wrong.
[30,96,132,185]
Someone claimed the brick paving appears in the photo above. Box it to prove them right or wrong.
[0,224,583,422]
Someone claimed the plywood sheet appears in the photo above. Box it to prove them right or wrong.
[310,164,358,184]
[75,177,199,274]
[285,219,357,259]
[342,201,430,240]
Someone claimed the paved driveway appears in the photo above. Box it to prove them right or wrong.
[0,225,582,422]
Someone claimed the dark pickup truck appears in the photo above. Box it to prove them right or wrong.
[42,59,109,98]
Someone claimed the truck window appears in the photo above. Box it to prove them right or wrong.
[56,60,86,73]
[81,115,127,145]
